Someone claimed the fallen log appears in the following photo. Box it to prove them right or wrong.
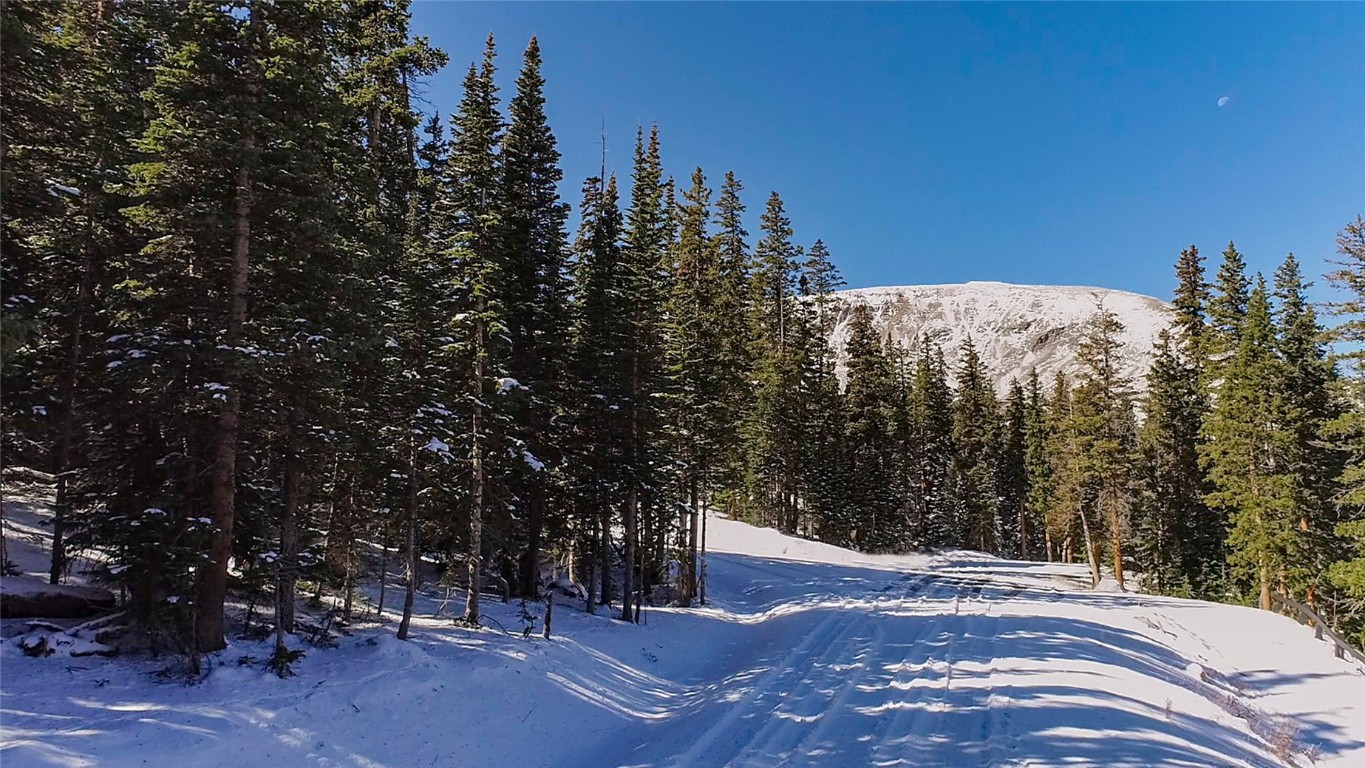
[1,576,116,618]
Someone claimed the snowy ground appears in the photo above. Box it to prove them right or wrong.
[3,507,1364,767]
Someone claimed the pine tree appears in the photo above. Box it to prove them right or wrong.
[998,379,1030,558]
[1046,373,1083,565]
[327,0,446,631]
[1202,277,1297,609]
[567,173,630,614]
[744,192,802,532]
[1070,304,1137,590]
[1208,242,1251,365]
[1272,253,1340,604]
[790,240,848,544]
[1172,245,1210,361]
[499,37,571,599]
[619,126,672,622]
[434,37,508,628]
[1134,330,1207,595]
[242,0,369,665]
[1325,216,1365,632]
[1022,369,1050,561]
[911,338,956,548]
[1166,245,1224,596]
[98,0,274,653]
[843,304,896,549]
[951,337,999,552]
[663,167,721,604]
[0,2,152,584]
[709,171,753,503]
[0,1,67,368]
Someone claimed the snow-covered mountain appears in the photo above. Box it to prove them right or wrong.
[829,281,1173,395]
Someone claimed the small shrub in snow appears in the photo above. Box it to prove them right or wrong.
[1269,717,1302,763]
[267,647,306,679]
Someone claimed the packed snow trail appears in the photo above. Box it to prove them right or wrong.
[3,516,1364,767]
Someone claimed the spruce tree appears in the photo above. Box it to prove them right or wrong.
[1070,305,1137,590]
[567,173,630,614]
[1134,330,1207,595]
[619,126,672,622]
[1046,373,1083,565]
[1202,277,1297,609]
[434,37,508,627]
[663,167,721,603]
[1325,216,1365,632]
[2,2,152,584]
[744,192,802,532]
[1172,244,1210,361]
[0,1,67,368]
[792,241,848,544]
[843,304,897,549]
[951,337,999,552]
[104,0,272,652]
[499,37,571,599]
[329,0,446,631]
[911,338,956,548]
[1022,369,1051,561]
[708,172,754,508]
[998,379,1030,558]
[1272,253,1340,603]
[1208,241,1251,365]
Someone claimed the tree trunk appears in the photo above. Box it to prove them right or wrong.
[49,213,97,586]
[277,424,303,640]
[634,527,644,624]
[377,541,389,616]
[342,570,354,623]
[1078,505,1101,588]
[542,588,553,639]
[1259,557,1272,611]
[465,311,486,626]
[1109,496,1125,592]
[621,486,637,622]
[397,441,419,640]
[699,497,709,606]
[519,485,543,599]
[599,504,612,608]
[583,510,597,614]
[340,468,358,623]
[687,474,700,605]
[196,14,258,650]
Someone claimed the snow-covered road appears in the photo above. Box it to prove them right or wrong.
[4,517,1364,767]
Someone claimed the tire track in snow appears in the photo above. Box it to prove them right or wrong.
[662,602,859,767]
[976,588,1014,767]
[727,611,883,767]
[885,580,1009,767]
[849,578,956,768]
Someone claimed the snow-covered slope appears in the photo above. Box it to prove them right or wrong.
[5,513,1364,767]
[830,281,1173,395]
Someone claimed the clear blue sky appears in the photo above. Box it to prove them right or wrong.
[409,2,1364,301]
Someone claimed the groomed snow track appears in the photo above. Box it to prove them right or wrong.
[3,517,1363,768]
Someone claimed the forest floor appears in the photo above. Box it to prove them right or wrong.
[3,490,1364,767]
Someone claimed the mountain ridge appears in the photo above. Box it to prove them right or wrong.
[828,280,1174,396]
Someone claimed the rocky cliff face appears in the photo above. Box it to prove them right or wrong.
[828,281,1173,396]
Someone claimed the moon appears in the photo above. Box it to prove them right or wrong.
[1217,96,1231,108]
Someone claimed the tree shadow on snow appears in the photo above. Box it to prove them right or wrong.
[555,551,1362,768]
